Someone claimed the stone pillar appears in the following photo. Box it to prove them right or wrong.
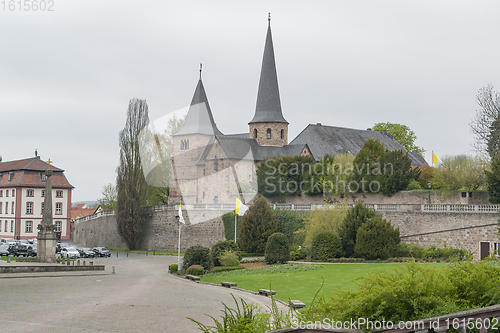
[37,166,58,263]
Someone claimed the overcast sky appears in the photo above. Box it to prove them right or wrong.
[1,0,499,202]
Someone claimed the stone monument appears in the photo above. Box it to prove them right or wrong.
[37,159,58,262]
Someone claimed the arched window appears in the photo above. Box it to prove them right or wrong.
[254,128,257,138]
[267,128,271,139]
[281,129,284,139]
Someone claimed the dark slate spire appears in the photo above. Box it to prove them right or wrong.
[249,14,288,124]
[175,77,223,136]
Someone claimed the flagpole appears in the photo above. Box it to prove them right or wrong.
[234,213,237,243]
[178,221,182,267]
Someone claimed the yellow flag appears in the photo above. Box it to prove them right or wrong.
[236,198,249,216]
[432,151,438,165]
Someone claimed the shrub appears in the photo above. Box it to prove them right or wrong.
[211,266,246,273]
[290,247,309,261]
[220,251,240,267]
[265,233,290,265]
[211,240,242,266]
[311,232,342,261]
[338,202,378,257]
[222,212,241,242]
[169,264,178,273]
[303,205,347,246]
[273,209,305,246]
[406,179,422,190]
[354,216,400,260]
[239,197,278,253]
[183,245,213,271]
[186,265,204,276]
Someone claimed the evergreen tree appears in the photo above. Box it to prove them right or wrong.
[354,216,400,260]
[486,158,500,204]
[238,197,278,253]
[338,202,377,257]
[380,149,420,196]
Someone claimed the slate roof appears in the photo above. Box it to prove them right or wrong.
[0,157,63,172]
[249,21,288,124]
[174,79,223,136]
[196,135,308,165]
[289,124,427,167]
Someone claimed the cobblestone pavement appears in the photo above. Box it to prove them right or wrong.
[0,254,286,333]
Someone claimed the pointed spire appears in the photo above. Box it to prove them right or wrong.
[199,63,202,80]
[249,14,288,124]
[175,74,223,136]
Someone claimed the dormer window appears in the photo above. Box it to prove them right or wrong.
[40,173,47,182]
[8,173,13,182]
[267,128,272,139]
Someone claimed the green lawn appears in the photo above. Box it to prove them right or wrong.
[201,262,445,306]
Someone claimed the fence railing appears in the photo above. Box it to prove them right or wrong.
[269,304,500,333]
[72,203,500,224]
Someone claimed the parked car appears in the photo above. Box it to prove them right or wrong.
[2,238,17,246]
[30,244,37,256]
[76,247,95,258]
[8,244,34,257]
[18,240,30,246]
[0,245,10,256]
[60,247,80,259]
[56,242,69,254]
[92,247,111,257]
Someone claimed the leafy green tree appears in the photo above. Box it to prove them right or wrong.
[222,212,242,242]
[350,139,385,193]
[238,197,278,253]
[311,232,343,261]
[303,205,347,246]
[211,240,242,266]
[338,202,377,257]
[354,216,400,260]
[417,164,436,188]
[485,158,500,204]
[470,84,500,158]
[147,187,169,206]
[265,233,290,264]
[432,155,488,191]
[302,153,355,196]
[116,98,151,250]
[373,122,425,155]
[257,155,315,197]
[97,183,117,209]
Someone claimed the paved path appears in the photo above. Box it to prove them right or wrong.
[0,254,286,333]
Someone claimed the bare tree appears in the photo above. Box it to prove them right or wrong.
[470,84,500,158]
[116,98,151,250]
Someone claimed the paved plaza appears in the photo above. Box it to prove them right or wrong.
[0,254,284,332]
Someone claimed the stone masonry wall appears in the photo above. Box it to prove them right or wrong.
[72,209,225,251]
[381,211,499,258]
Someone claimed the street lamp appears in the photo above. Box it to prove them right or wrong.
[428,181,431,206]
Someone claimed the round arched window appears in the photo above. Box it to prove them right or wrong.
[254,128,257,138]
[281,129,284,139]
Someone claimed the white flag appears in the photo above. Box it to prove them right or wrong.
[236,198,249,216]
[178,203,185,224]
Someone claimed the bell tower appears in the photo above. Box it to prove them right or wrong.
[249,13,288,147]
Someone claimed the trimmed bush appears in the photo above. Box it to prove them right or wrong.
[169,263,178,273]
[311,232,342,261]
[211,240,242,266]
[219,250,240,267]
[290,247,309,261]
[186,264,204,276]
[355,216,400,260]
[265,232,290,265]
[211,266,245,273]
[183,245,213,271]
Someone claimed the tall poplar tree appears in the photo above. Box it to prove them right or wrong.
[116,98,151,250]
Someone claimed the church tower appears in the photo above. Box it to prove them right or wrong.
[249,14,288,147]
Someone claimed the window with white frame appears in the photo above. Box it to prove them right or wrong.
[12,190,15,196]
[27,189,34,197]
[26,221,32,233]
[5,202,8,214]
[42,190,45,197]
[55,203,62,215]
[0,190,3,197]
[4,221,7,232]
[0,203,2,214]
[56,191,63,198]
[41,202,44,215]
[55,221,61,232]
[26,202,33,214]
[11,202,14,215]
[6,190,9,197]
[10,220,13,232]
